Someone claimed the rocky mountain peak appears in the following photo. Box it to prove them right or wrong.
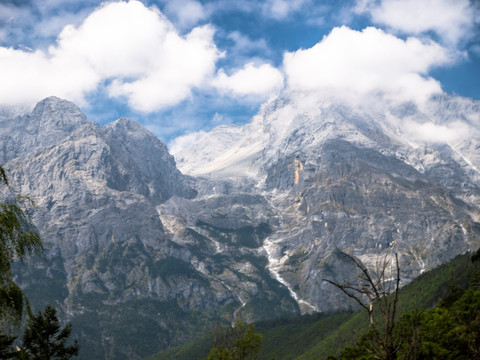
[104,116,169,155]
[176,91,480,314]
[103,117,197,204]
[0,97,91,163]
[109,116,147,132]
[31,96,88,130]
[3,93,480,359]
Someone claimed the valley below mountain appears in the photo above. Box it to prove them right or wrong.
[2,92,480,359]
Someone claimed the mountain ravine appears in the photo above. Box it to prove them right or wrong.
[2,94,480,359]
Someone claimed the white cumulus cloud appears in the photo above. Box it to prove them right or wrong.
[356,0,476,45]
[213,62,284,97]
[283,26,452,104]
[105,24,220,112]
[0,0,220,112]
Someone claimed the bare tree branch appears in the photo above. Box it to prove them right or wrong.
[323,250,401,360]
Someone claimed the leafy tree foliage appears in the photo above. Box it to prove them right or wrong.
[395,287,480,359]
[20,304,79,360]
[0,165,43,323]
[0,166,78,358]
[207,320,262,360]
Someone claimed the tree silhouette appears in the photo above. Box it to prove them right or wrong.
[0,330,19,359]
[20,304,79,359]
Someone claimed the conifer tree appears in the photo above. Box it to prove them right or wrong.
[20,304,79,359]
[0,330,19,359]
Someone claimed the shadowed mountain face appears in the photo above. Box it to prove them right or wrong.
[2,94,480,358]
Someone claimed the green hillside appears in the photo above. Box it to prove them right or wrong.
[301,250,480,359]
[150,250,480,360]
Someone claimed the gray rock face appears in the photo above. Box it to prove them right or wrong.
[3,93,480,358]
[0,97,88,163]
[103,117,197,204]
[2,97,296,359]
[177,91,480,313]
[262,139,478,310]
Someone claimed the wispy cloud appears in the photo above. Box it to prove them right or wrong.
[260,0,310,20]
[0,0,477,143]
[0,0,100,47]
[158,0,322,25]
[160,0,211,30]
[226,31,271,57]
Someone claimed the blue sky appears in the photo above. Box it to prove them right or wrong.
[0,0,479,147]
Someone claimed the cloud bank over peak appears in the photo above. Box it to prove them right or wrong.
[0,0,477,142]
[284,26,452,105]
[213,62,284,97]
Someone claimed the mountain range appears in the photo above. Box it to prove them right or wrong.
[1,92,480,359]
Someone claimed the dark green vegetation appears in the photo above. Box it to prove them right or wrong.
[151,250,480,359]
[150,312,355,359]
[20,305,79,359]
[302,250,480,359]
[333,266,480,358]
[207,320,262,360]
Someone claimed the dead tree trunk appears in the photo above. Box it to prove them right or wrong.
[324,251,400,360]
